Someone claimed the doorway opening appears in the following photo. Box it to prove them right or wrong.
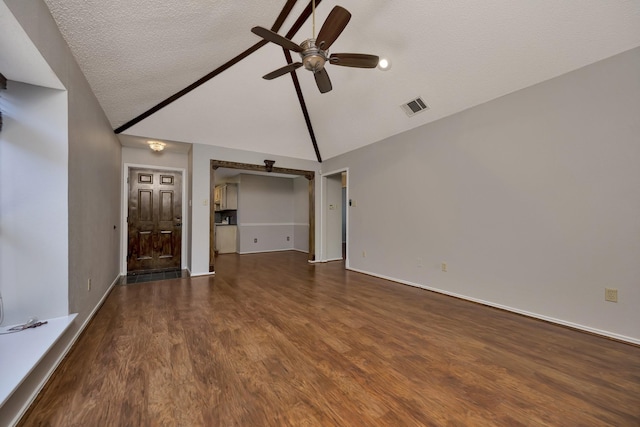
[322,169,348,265]
[209,160,316,272]
[122,165,187,275]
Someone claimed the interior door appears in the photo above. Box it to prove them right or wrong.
[127,168,182,273]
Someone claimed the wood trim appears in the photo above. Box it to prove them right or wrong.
[209,159,316,269]
[114,0,301,134]
[0,73,5,132]
[209,166,216,272]
[308,177,315,261]
[284,49,322,163]
[271,0,299,32]
[211,159,314,180]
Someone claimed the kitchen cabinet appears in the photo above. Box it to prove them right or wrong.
[214,184,237,211]
[216,225,237,254]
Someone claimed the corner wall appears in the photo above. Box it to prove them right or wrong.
[323,47,640,343]
[0,81,69,324]
[1,1,122,425]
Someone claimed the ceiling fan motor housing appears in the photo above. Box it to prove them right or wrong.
[300,39,328,72]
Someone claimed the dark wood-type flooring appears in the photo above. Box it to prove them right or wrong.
[19,252,640,426]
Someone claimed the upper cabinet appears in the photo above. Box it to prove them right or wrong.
[214,183,238,211]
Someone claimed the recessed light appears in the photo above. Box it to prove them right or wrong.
[378,58,391,71]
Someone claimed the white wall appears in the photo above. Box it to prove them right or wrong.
[323,47,640,343]
[190,143,320,275]
[293,176,309,252]
[0,81,69,324]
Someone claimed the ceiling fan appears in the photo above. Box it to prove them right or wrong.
[251,2,379,93]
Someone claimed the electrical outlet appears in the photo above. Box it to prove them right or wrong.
[254,238,258,243]
[87,278,92,291]
[441,262,447,272]
[605,288,618,302]
[286,236,290,241]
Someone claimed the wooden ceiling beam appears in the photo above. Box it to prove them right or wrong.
[114,0,300,134]
[283,49,322,163]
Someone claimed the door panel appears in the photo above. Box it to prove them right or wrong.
[128,168,182,273]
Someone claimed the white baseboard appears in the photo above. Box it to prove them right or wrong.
[320,257,344,263]
[347,267,640,346]
[190,271,215,277]
[292,248,309,254]
[8,274,120,427]
[239,249,294,255]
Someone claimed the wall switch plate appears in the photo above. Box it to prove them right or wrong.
[87,278,91,291]
[362,250,366,257]
[605,288,618,302]
[441,262,447,272]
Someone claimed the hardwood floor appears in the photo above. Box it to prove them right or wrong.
[19,252,640,426]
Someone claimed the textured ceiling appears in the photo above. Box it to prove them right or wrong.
[43,0,640,161]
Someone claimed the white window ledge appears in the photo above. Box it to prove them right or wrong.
[0,314,77,407]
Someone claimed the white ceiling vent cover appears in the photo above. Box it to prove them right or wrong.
[401,97,429,117]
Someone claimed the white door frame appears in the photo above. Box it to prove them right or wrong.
[121,163,188,275]
[320,167,349,267]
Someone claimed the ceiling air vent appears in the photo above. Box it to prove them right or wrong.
[401,96,429,117]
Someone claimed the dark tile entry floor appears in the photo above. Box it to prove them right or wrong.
[123,269,189,284]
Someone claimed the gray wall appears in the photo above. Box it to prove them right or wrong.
[237,174,295,253]
[1,1,122,425]
[323,47,640,343]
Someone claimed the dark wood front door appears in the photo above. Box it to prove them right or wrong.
[127,168,182,273]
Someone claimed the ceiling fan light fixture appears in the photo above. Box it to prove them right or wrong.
[303,54,326,72]
[300,38,328,72]
[148,140,166,152]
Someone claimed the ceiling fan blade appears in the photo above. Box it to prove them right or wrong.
[316,6,351,50]
[263,62,303,80]
[329,53,379,68]
[251,26,302,52]
[314,68,332,93]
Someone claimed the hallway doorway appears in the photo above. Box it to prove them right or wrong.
[322,169,348,265]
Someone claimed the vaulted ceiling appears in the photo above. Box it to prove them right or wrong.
[42,0,640,161]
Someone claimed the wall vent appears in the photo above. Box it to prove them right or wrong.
[401,96,429,117]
